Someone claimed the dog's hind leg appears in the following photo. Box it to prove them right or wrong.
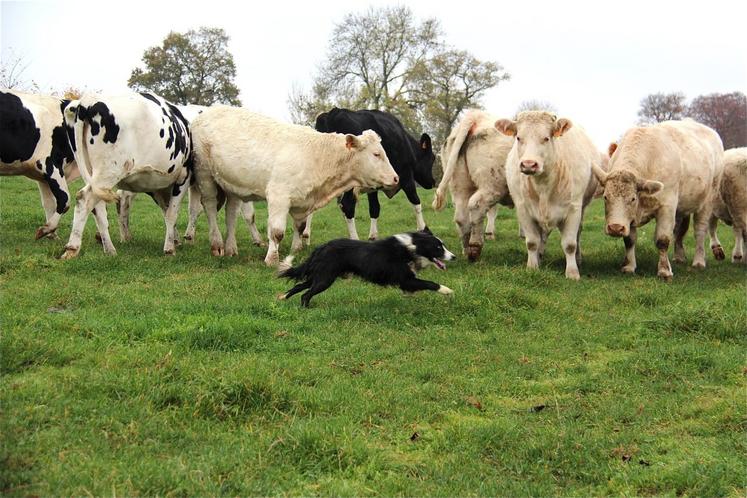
[400,277,453,296]
[279,280,312,301]
[300,277,336,307]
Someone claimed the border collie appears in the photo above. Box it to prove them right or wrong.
[278,228,456,307]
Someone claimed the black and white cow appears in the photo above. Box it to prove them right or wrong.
[0,90,79,239]
[314,108,435,240]
[61,92,193,258]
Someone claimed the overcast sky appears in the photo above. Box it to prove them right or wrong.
[2,0,745,149]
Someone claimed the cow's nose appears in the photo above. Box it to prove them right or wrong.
[392,175,399,185]
[607,223,625,236]
[521,160,537,169]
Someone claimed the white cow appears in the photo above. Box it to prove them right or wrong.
[591,119,723,280]
[432,109,515,261]
[190,106,399,266]
[61,92,193,258]
[709,147,747,263]
[0,90,79,239]
[114,104,264,247]
[496,111,604,280]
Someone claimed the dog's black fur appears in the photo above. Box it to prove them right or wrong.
[278,228,455,307]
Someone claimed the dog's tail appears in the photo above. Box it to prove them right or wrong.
[278,255,310,281]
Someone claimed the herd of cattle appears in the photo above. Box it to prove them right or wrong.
[1,89,745,281]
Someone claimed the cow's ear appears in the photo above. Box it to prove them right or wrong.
[495,119,517,137]
[345,134,361,150]
[637,179,663,195]
[607,142,618,157]
[553,118,572,137]
[420,133,432,152]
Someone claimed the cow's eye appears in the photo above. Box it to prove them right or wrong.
[603,194,608,200]
[373,152,381,158]
[516,136,521,142]
[543,137,550,143]
[629,196,636,202]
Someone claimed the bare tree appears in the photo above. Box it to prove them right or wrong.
[688,92,747,149]
[637,92,687,124]
[0,49,38,91]
[515,99,558,117]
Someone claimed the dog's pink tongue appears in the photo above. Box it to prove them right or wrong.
[434,259,446,270]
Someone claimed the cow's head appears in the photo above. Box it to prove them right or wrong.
[592,165,663,237]
[413,133,435,189]
[348,130,399,190]
[495,111,572,176]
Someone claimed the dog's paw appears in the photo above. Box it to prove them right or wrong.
[277,292,287,301]
[437,285,454,296]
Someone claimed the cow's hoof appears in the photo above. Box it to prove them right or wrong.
[225,247,238,257]
[565,269,581,281]
[183,234,195,244]
[264,254,279,267]
[657,270,673,282]
[368,235,378,241]
[673,255,687,264]
[732,254,743,263]
[103,246,117,256]
[211,244,224,257]
[35,226,51,240]
[467,244,482,262]
[164,248,176,256]
[485,232,495,240]
[712,245,725,260]
[60,247,79,260]
[691,260,706,269]
[621,264,636,274]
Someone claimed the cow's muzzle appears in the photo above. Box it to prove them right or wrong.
[520,160,540,175]
[606,223,629,238]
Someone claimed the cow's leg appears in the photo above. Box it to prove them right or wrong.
[621,225,638,274]
[452,191,471,254]
[673,213,690,264]
[367,192,381,240]
[485,205,498,240]
[91,202,117,255]
[162,183,188,255]
[36,181,59,240]
[302,212,312,247]
[184,184,202,243]
[466,190,495,262]
[575,209,584,267]
[240,202,265,247]
[223,195,241,257]
[559,210,583,280]
[290,213,308,254]
[402,183,426,232]
[116,190,135,242]
[198,178,224,256]
[691,206,711,269]
[339,190,359,240]
[732,221,746,263]
[61,185,98,259]
[36,163,72,239]
[707,215,725,261]
[265,198,289,266]
[654,208,676,280]
[518,210,542,270]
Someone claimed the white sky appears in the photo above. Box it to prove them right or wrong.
[2,0,746,150]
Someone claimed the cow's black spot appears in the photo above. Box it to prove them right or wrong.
[0,91,41,163]
[166,126,174,149]
[160,128,164,138]
[90,138,94,145]
[168,165,175,173]
[82,102,120,144]
[90,121,100,136]
[43,157,69,214]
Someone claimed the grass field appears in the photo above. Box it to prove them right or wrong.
[1,175,745,496]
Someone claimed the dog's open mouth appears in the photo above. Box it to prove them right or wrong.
[432,258,446,270]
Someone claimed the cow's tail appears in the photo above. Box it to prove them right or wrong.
[432,112,476,211]
[67,96,119,204]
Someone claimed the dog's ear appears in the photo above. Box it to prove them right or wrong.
[421,226,432,235]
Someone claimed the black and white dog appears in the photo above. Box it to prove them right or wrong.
[278,228,456,307]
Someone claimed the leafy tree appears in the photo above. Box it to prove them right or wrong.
[289,6,508,148]
[128,27,241,106]
[637,92,687,124]
[688,92,746,149]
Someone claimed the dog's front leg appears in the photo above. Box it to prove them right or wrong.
[400,277,453,296]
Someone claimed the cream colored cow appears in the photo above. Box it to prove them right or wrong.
[496,111,604,280]
[592,119,723,280]
[190,106,399,266]
[432,110,514,261]
[709,147,747,263]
